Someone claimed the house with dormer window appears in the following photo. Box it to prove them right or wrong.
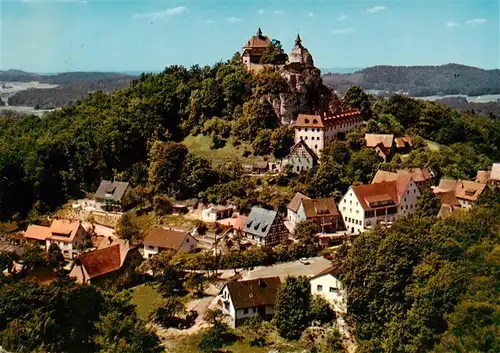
[243,207,289,246]
[94,180,130,211]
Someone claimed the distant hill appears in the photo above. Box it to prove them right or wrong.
[1,70,135,109]
[322,63,500,97]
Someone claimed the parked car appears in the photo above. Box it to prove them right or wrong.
[299,257,309,265]
[186,310,198,322]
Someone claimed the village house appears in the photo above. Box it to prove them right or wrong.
[295,198,340,233]
[310,264,346,314]
[364,134,395,162]
[475,163,500,187]
[94,180,130,211]
[219,277,281,327]
[243,207,289,246]
[283,140,318,173]
[373,168,434,189]
[294,109,363,156]
[340,173,420,233]
[434,179,489,209]
[142,228,198,258]
[23,219,87,259]
[202,206,235,223]
[171,199,199,215]
[69,239,142,285]
[242,28,272,72]
[287,192,311,227]
[394,136,413,154]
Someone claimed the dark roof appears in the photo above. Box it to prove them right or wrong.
[287,192,310,212]
[143,228,192,250]
[310,264,343,279]
[225,277,281,309]
[243,207,279,238]
[95,180,130,202]
[301,198,339,218]
[79,244,121,279]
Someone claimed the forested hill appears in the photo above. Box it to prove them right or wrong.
[323,63,500,96]
[1,70,134,109]
[0,70,133,84]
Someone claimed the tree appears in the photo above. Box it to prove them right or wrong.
[415,188,441,218]
[115,213,140,241]
[309,295,335,324]
[149,297,185,328]
[47,243,64,268]
[21,242,45,270]
[259,43,288,65]
[148,141,188,195]
[270,126,294,159]
[153,194,172,216]
[343,86,372,121]
[252,129,273,156]
[274,276,311,340]
[325,328,345,352]
[198,309,233,352]
[294,220,321,243]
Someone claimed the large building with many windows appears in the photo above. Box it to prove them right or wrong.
[294,109,362,155]
[339,172,420,234]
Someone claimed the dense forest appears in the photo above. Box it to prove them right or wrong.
[323,63,500,96]
[342,195,500,353]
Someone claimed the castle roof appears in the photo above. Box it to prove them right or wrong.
[243,28,271,49]
[294,109,361,128]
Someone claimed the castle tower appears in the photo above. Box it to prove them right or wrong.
[242,27,271,72]
[289,33,314,66]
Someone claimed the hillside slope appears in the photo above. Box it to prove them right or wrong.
[323,63,500,96]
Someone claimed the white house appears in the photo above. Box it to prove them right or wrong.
[286,192,311,227]
[219,277,281,327]
[201,206,234,223]
[23,219,87,259]
[142,227,197,258]
[294,110,363,156]
[339,172,420,233]
[310,265,346,314]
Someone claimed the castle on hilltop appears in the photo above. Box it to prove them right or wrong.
[241,28,314,72]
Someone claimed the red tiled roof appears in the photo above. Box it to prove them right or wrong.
[143,228,190,250]
[49,220,82,242]
[364,134,394,149]
[243,35,271,49]
[352,181,398,211]
[395,136,413,148]
[79,244,121,279]
[398,168,432,183]
[287,192,311,212]
[301,198,339,218]
[310,263,342,279]
[24,225,51,241]
[294,109,361,128]
[234,215,248,231]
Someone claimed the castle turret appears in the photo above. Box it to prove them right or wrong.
[289,33,314,66]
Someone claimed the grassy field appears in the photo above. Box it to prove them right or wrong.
[129,284,164,320]
[167,332,305,353]
[182,134,268,166]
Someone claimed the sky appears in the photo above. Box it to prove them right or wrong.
[1,0,499,73]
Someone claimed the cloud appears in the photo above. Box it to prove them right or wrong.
[332,28,356,34]
[367,6,387,13]
[205,20,216,24]
[308,12,314,18]
[257,9,265,14]
[466,18,488,24]
[227,16,242,23]
[446,22,459,28]
[133,6,189,19]
[337,15,348,21]
[274,10,283,15]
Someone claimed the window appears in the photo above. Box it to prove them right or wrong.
[404,197,407,202]
[314,145,317,149]
[305,136,308,140]
[186,238,189,243]
[317,285,323,291]
[344,216,347,221]
[350,200,352,205]
[343,207,346,211]
[297,166,300,172]
[344,199,346,203]
[148,245,155,250]
[243,308,248,314]
[298,128,301,131]
[407,190,409,195]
